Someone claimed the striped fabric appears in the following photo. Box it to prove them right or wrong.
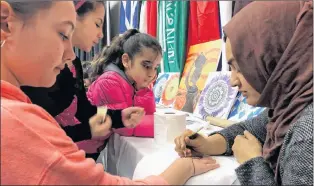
[119,0,140,34]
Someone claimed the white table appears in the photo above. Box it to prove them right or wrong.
[102,108,240,185]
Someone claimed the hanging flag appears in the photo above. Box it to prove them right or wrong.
[187,1,220,51]
[147,0,157,37]
[157,1,188,73]
[139,1,147,33]
[157,1,166,73]
[119,0,140,34]
[219,1,233,71]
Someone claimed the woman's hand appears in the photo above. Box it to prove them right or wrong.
[122,107,145,128]
[232,130,263,164]
[175,157,220,177]
[174,129,210,157]
[89,114,112,137]
[160,156,220,185]
[188,157,220,176]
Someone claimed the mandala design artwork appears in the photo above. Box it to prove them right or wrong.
[203,80,228,113]
[161,74,180,106]
[195,72,238,119]
[153,73,170,103]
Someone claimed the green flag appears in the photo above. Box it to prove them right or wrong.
[158,1,188,73]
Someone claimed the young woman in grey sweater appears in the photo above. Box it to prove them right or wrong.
[175,1,313,185]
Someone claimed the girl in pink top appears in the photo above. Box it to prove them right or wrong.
[0,1,219,185]
[87,29,161,137]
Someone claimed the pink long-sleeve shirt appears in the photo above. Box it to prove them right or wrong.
[1,80,168,185]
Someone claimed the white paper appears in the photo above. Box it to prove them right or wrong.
[154,111,186,144]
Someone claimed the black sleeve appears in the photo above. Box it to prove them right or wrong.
[61,122,92,142]
[73,58,97,122]
[21,85,74,117]
[107,109,125,129]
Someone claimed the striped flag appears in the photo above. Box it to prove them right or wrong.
[119,0,140,34]
[139,1,147,33]
[147,0,157,37]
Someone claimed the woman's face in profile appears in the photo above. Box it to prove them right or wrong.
[225,38,261,106]
[1,1,76,87]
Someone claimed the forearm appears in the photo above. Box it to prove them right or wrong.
[107,109,124,129]
[61,122,91,142]
[76,92,97,122]
[205,134,228,155]
[210,124,246,155]
[160,159,193,185]
[209,110,269,155]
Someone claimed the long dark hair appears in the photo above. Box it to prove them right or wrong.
[74,0,105,17]
[89,29,162,82]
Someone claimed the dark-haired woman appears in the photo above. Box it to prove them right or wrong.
[21,0,144,161]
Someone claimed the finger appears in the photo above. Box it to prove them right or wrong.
[200,157,217,164]
[195,157,218,165]
[178,151,185,158]
[185,135,200,147]
[243,130,258,141]
[103,115,112,128]
[200,156,215,161]
[234,134,245,142]
[128,107,145,115]
[89,114,105,126]
[129,113,143,123]
[174,138,183,152]
[180,135,187,149]
[205,163,220,171]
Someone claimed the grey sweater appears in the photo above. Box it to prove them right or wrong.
[214,103,313,185]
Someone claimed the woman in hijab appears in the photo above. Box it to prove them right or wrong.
[1,1,219,185]
[174,1,313,185]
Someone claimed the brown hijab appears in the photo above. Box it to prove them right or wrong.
[224,0,313,180]
[232,0,253,16]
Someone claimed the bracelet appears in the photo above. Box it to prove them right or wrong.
[191,158,195,176]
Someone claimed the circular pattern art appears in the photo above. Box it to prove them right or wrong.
[153,74,169,102]
[197,72,237,119]
[203,80,228,113]
[162,75,179,106]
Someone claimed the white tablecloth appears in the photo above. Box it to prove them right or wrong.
[102,108,240,184]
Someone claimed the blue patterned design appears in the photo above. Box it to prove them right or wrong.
[153,73,170,103]
[119,0,140,34]
[228,92,265,122]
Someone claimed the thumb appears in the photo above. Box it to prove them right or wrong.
[184,133,200,147]
[243,130,258,141]
[89,114,104,126]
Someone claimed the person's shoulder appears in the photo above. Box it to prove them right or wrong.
[95,71,128,86]
[288,103,313,141]
[136,87,154,96]
[1,97,57,127]
[2,98,76,149]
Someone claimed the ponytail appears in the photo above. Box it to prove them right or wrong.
[89,29,140,82]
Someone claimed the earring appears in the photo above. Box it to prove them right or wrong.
[1,40,6,48]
